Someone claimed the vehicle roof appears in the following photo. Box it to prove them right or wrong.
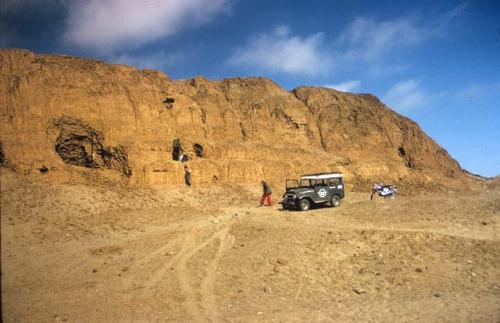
[301,173,343,179]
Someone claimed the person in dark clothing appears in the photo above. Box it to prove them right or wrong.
[260,180,272,206]
[184,166,192,186]
[172,139,182,161]
[370,183,380,200]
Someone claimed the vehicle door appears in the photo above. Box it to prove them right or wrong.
[328,177,342,198]
[313,179,330,202]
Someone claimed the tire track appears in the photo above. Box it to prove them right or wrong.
[200,226,235,322]
[138,220,233,322]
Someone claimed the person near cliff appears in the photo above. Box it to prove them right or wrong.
[184,166,192,186]
[260,180,272,206]
[370,183,380,200]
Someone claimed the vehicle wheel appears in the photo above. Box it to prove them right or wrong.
[331,195,341,207]
[299,199,310,211]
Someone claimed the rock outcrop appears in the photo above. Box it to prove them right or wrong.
[0,49,469,192]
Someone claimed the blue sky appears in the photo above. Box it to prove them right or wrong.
[1,0,499,177]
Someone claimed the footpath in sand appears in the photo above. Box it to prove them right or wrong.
[1,170,500,322]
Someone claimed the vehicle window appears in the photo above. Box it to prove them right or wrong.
[314,179,325,186]
[300,179,311,187]
[329,178,340,186]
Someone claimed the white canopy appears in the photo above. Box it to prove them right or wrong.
[301,173,343,180]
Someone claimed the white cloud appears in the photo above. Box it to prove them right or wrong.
[337,3,467,62]
[457,82,500,99]
[63,0,229,54]
[324,80,361,92]
[383,79,426,111]
[224,4,465,78]
[227,26,332,76]
[339,16,424,61]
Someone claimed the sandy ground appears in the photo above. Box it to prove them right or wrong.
[1,170,500,322]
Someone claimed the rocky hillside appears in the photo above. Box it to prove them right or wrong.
[0,49,469,192]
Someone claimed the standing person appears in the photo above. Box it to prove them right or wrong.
[184,165,192,187]
[172,139,181,161]
[260,180,272,206]
[371,183,380,200]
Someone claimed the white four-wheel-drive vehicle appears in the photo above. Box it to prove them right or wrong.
[281,173,345,211]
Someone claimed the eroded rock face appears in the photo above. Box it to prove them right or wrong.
[53,116,103,168]
[0,49,470,191]
[52,116,131,176]
[0,141,4,165]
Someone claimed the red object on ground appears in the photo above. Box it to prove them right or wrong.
[260,193,272,206]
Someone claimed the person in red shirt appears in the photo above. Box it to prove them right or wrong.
[260,180,272,206]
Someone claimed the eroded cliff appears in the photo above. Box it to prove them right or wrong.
[0,49,468,192]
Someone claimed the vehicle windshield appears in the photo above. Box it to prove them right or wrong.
[286,179,299,189]
[299,179,313,187]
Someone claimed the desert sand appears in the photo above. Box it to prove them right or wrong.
[2,169,499,322]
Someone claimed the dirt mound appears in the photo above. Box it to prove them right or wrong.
[0,49,473,191]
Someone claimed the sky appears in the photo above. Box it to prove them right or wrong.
[1,0,499,177]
